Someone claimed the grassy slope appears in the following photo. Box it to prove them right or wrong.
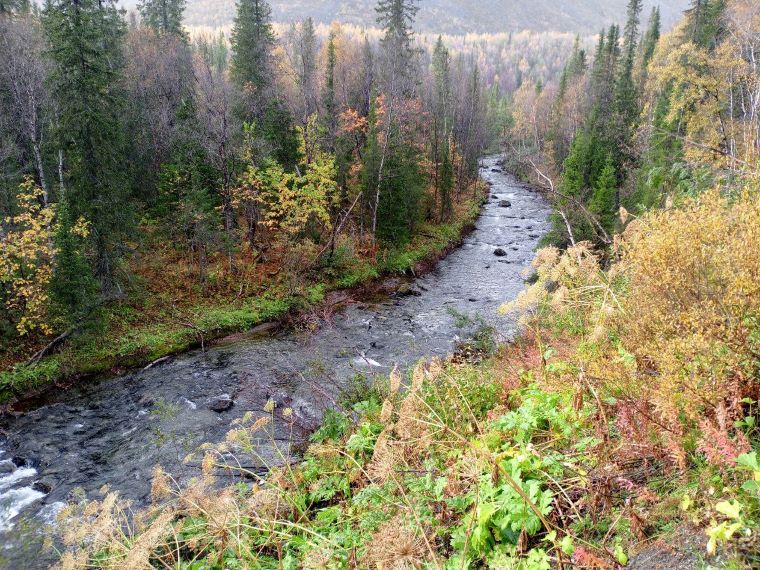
[0,193,485,404]
[54,333,758,569]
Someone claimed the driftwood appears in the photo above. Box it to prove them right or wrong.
[143,355,172,371]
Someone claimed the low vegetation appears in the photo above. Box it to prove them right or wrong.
[51,187,759,569]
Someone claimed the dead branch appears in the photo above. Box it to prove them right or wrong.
[525,156,612,245]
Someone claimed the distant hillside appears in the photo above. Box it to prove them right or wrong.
[120,0,691,34]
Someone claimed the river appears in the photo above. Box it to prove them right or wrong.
[0,157,550,568]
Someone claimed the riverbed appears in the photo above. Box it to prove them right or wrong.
[0,157,550,568]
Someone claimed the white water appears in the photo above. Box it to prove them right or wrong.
[0,487,46,532]
[0,449,48,533]
[0,467,37,492]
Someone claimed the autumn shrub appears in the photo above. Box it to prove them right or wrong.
[619,189,759,440]
[503,187,760,470]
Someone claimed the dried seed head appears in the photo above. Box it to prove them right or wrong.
[380,399,393,424]
[389,366,402,395]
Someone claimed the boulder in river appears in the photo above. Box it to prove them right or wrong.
[208,395,234,413]
[498,200,512,208]
[491,167,502,173]
[138,394,155,408]
[493,248,508,257]
[32,480,52,494]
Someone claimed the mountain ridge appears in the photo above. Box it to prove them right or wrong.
[120,0,692,34]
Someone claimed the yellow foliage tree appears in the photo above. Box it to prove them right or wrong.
[647,9,760,173]
[0,179,56,336]
[246,117,339,242]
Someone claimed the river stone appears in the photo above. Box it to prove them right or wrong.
[208,395,234,413]
[498,200,512,208]
[33,480,53,494]
[138,394,155,407]
[396,283,421,297]
[493,248,508,257]
[491,167,502,173]
[0,461,14,474]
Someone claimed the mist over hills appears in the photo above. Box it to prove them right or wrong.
[120,0,691,34]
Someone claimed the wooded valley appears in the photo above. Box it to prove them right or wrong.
[0,0,758,568]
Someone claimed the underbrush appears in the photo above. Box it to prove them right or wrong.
[52,187,759,568]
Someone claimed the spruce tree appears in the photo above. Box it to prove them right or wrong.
[295,17,317,121]
[622,0,643,67]
[367,0,423,243]
[589,154,618,234]
[361,93,422,245]
[601,25,620,113]
[640,7,660,70]
[376,0,419,91]
[431,36,451,133]
[50,197,99,326]
[618,0,643,108]
[138,0,186,36]
[566,35,587,78]
[590,29,607,97]
[262,101,301,170]
[684,0,726,49]
[43,0,131,293]
[372,129,423,245]
[613,0,643,164]
[358,35,374,116]
[560,131,591,196]
[322,30,337,148]
[231,0,275,117]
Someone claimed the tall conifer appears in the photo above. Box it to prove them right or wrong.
[138,0,186,36]
[43,0,131,292]
[231,0,275,117]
